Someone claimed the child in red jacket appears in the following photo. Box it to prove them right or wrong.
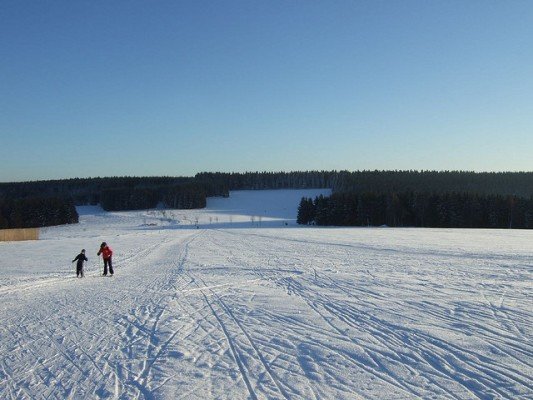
[97,242,114,276]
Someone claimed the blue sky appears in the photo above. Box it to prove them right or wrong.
[1,1,532,182]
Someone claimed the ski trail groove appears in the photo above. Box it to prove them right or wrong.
[198,274,292,400]
[201,289,259,400]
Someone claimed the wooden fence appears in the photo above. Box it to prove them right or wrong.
[0,228,40,242]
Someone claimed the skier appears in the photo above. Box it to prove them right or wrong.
[72,249,88,278]
[97,242,114,276]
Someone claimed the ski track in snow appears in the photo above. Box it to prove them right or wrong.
[0,190,532,399]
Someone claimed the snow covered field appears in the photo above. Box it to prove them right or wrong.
[0,189,531,399]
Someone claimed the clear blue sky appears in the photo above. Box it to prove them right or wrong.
[1,1,532,182]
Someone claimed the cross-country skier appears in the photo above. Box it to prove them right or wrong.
[72,249,88,278]
[97,242,114,276]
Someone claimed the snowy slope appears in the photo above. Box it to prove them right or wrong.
[0,189,531,399]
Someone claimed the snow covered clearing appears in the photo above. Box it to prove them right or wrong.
[0,189,531,399]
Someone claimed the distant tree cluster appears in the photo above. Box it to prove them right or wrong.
[100,188,159,211]
[1,170,532,229]
[0,177,199,206]
[332,170,533,198]
[0,177,226,210]
[161,184,207,209]
[298,192,533,229]
[196,170,533,198]
[195,171,336,190]
[0,197,78,229]
[100,184,207,211]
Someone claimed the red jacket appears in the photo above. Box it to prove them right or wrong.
[98,246,113,259]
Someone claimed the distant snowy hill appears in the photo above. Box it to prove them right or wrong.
[75,188,332,231]
[206,189,331,220]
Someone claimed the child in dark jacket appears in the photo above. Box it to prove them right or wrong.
[72,249,88,278]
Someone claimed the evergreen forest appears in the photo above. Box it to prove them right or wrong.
[297,192,533,229]
[0,197,78,229]
[1,170,532,229]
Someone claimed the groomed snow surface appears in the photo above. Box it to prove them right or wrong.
[0,189,531,400]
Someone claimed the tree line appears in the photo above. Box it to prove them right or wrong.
[0,177,224,227]
[99,183,207,211]
[1,170,532,229]
[196,170,533,197]
[3,171,531,205]
[298,192,533,229]
[331,170,533,198]
[0,176,228,207]
[0,197,78,229]
[195,171,337,190]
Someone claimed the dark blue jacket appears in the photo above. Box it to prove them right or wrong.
[73,253,88,267]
